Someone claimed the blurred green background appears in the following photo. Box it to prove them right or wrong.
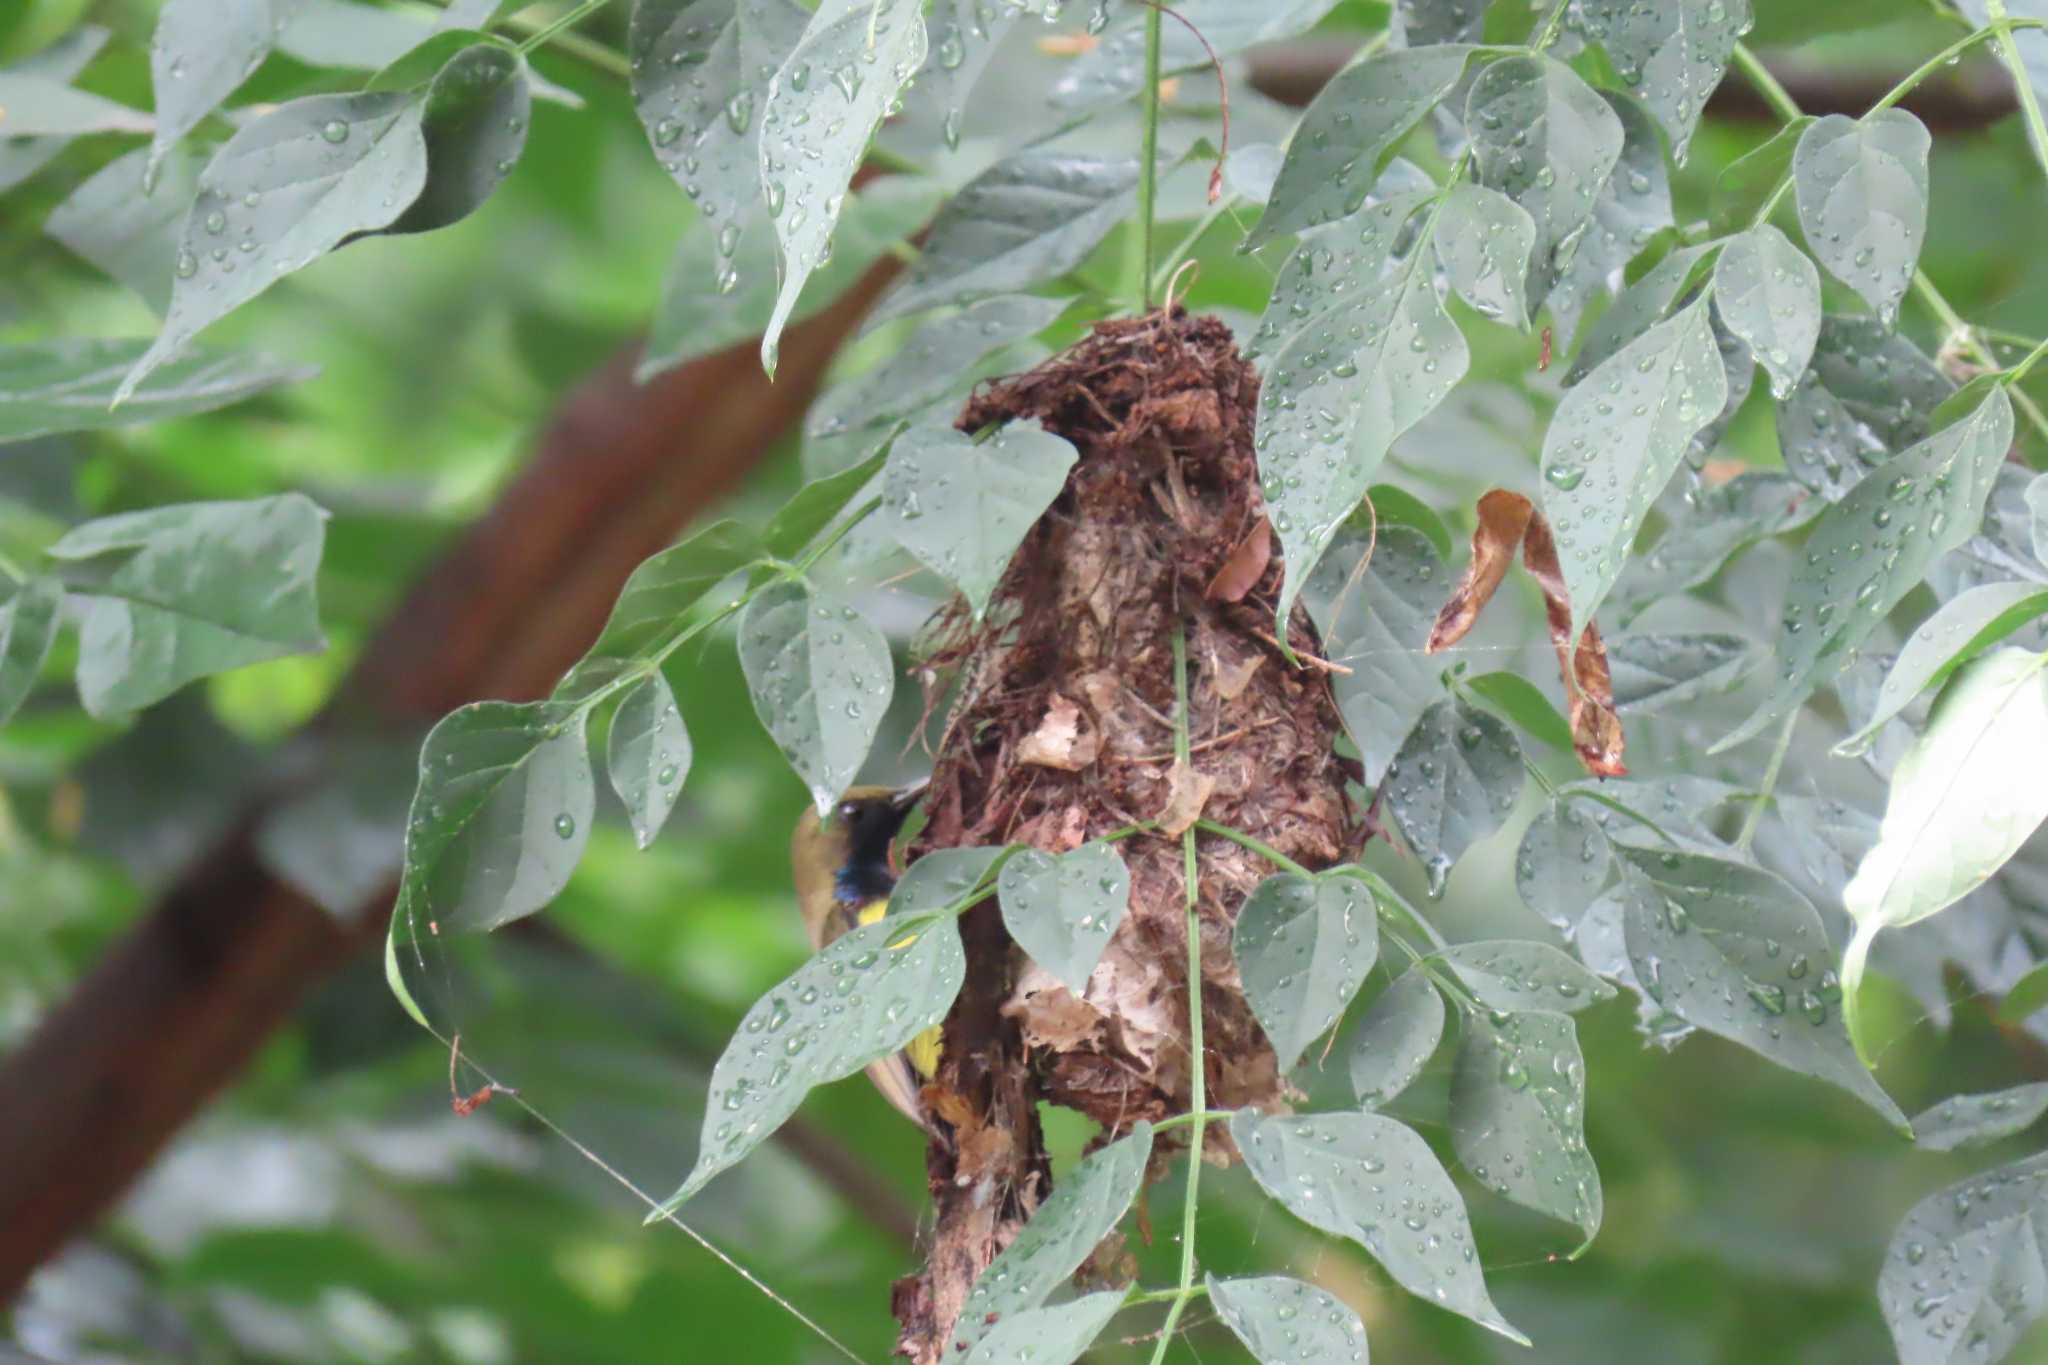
[5,0,2048,1361]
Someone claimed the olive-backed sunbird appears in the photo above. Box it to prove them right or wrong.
[790,783,940,1129]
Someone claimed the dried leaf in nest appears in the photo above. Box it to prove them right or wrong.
[893,310,1359,1364]
[1427,489,1628,778]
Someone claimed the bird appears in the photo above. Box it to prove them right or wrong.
[790,781,939,1129]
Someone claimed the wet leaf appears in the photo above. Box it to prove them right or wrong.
[1256,203,1467,624]
[49,495,328,717]
[1540,294,1731,639]
[1612,471,1815,617]
[736,581,894,816]
[1709,117,1811,234]
[1912,1084,2048,1153]
[881,421,1077,622]
[1451,1007,1600,1238]
[394,700,595,934]
[1792,110,1930,325]
[868,150,1138,328]
[1616,848,1907,1128]
[0,340,314,441]
[1251,45,1471,247]
[1348,967,1445,1108]
[1232,1110,1528,1345]
[0,28,110,194]
[0,73,150,138]
[117,92,432,403]
[1547,91,1672,351]
[1235,873,1380,1070]
[607,671,691,850]
[1049,0,1341,108]
[374,40,529,235]
[761,441,889,560]
[1837,582,2048,755]
[948,1126,1154,1356]
[1607,633,1760,713]
[904,0,1020,153]
[1879,1151,2048,1364]
[2028,472,2048,568]
[0,577,62,729]
[1716,386,2015,751]
[658,909,965,1210]
[1303,523,1450,782]
[555,521,758,701]
[1397,0,1486,45]
[143,0,278,185]
[1514,798,1614,933]
[1382,699,1524,896]
[997,842,1131,993]
[1434,183,1537,329]
[1466,54,1624,313]
[756,0,928,373]
[1208,1274,1371,1364]
[1712,224,1821,399]
[1564,242,1717,385]
[1570,0,1750,156]
[45,146,204,313]
[811,294,1069,438]
[961,1293,1125,1365]
[1462,672,1575,754]
[1436,940,1616,1014]
[1775,316,1953,501]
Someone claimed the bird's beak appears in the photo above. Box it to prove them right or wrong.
[889,777,931,811]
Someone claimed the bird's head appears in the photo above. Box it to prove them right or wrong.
[790,781,927,911]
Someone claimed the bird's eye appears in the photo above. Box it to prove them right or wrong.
[837,803,857,820]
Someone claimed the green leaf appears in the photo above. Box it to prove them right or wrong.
[1451,1006,1600,1239]
[0,577,61,729]
[737,581,894,815]
[1435,940,1616,1013]
[1255,200,1468,624]
[1879,1150,2048,1364]
[907,0,1022,152]
[1302,523,1450,782]
[376,41,529,235]
[1461,671,1575,753]
[1540,294,1733,640]
[1397,0,1486,44]
[49,495,328,717]
[1049,0,1341,108]
[1717,387,2016,751]
[1709,117,1812,234]
[1232,1111,1528,1345]
[881,421,1076,622]
[1615,848,1907,1128]
[1348,967,1445,1107]
[1547,91,1672,351]
[627,0,805,265]
[996,842,1130,993]
[1514,798,1614,933]
[0,340,314,442]
[812,295,1070,439]
[143,0,276,186]
[1235,873,1379,1071]
[556,521,757,701]
[1208,1275,1371,1364]
[890,846,1006,916]
[606,672,691,850]
[761,443,889,560]
[960,1293,1125,1365]
[2004,959,2048,1023]
[45,144,205,314]
[1251,44,1470,247]
[1571,0,1749,156]
[395,700,595,933]
[1564,242,1717,385]
[1776,316,1953,501]
[1466,53,1625,313]
[1434,182,1537,329]
[1613,471,1815,617]
[659,910,966,1211]
[0,28,110,194]
[1382,699,1523,896]
[116,92,432,403]
[1911,1084,2048,1153]
[1845,649,2048,941]
[639,177,941,381]
[2028,472,2048,568]
[1367,483,1454,561]
[0,73,151,136]
[1792,110,1930,326]
[866,150,1140,327]
[756,0,928,373]
[1837,582,2048,755]
[1607,633,1760,714]
[947,1125,1154,1357]
[1712,224,1821,400]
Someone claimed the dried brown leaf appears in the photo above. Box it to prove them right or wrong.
[1205,518,1272,603]
[1156,759,1216,836]
[1016,693,1100,771]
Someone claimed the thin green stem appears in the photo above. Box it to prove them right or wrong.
[1528,0,1573,51]
[1192,819,1312,878]
[1129,1282,1211,1308]
[1135,1,1166,310]
[0,550,27,586]
[1871,26,2008,113]
[794,496,883,576]
[1730,43,1802,122]
[498,11,631,76]
[513,0,613,55]
[1559,785,1679,847]
[1150,1107,1237,1134]
[1733,711,1798,853]
[1150,195,1239,298]
[2006,332,2048,386]
[1987,2,2048,184]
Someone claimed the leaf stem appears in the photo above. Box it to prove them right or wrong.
[496,11,630,76]
[1733,710,1797,853]
[513,0,614,56]
[1192,818,1311,878]
[1135,0,1166,310]
[2006,332,2048,386]
[1528,0,1573,51]
[1986,2,2048,184]
[1868,23,2015,115]
[1129,1282,1211,1307]
[1149,1107,1236,1134]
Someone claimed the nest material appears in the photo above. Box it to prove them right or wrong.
[895,311,1360,1362]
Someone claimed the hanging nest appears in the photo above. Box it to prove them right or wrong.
[891,309,1363,1361]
